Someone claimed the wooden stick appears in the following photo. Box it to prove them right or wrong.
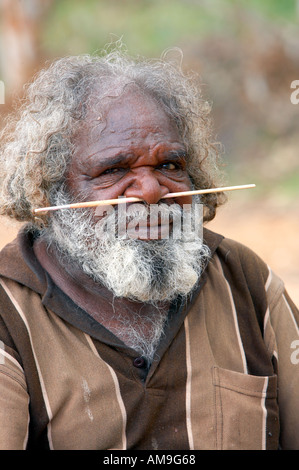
[33,184,256,213]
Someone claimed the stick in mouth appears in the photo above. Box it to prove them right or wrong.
[33,184,256,214]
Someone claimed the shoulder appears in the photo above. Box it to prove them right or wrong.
[210,233,287,317]
[0,226,47,293]
[203,229,286,317]
[203,227,273,287]
[215,235,271,284]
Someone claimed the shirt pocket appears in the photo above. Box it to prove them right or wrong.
[212,366,279,450]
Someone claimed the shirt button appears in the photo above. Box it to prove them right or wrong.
[133,357,146,368]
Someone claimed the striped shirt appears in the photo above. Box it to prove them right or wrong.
[0,227,298,450]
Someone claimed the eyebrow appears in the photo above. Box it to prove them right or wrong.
[165,149,187,161]
[85,153,133,172]
[87,148,187,171]
[98,154,131,168]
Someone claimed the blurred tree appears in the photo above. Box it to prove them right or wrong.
[0,0,54,99]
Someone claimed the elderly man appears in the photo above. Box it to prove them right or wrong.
[0,49,298,451]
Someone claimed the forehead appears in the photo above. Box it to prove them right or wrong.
[72,88,182,161]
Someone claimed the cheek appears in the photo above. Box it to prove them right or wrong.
[65,174,123,202]
[165,174,193,204]
[173,194,193,207]
[64,167,85,198]
[166,182,196,210]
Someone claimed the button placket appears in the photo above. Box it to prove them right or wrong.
[133,356,146,368]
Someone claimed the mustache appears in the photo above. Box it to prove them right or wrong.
[48,186,204,244]
[95,199,178,214]
[94,202,178,241]
[94,201,202,241]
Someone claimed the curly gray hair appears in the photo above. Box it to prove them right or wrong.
[0,46,226,227]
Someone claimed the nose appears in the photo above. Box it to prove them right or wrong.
[124,168,169,205]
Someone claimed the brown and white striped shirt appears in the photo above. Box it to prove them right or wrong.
[0,227,298,450]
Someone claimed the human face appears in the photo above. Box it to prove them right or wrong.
[66,89,193,209]
[48,90,208,301]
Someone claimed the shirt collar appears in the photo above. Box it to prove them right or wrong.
[0,224,224,353]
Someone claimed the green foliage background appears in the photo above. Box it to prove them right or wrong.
[41,0,299,199]
[42,0,297,57]
[2,0,299,199]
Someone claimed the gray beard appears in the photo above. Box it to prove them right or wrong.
[42,189,210,362]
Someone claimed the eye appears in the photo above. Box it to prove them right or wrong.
[161,162,177,170]
[90,166,128,187]
[102,167,122,175]
[159,161,183,171]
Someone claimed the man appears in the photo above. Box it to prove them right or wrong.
[0,48,298,450]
